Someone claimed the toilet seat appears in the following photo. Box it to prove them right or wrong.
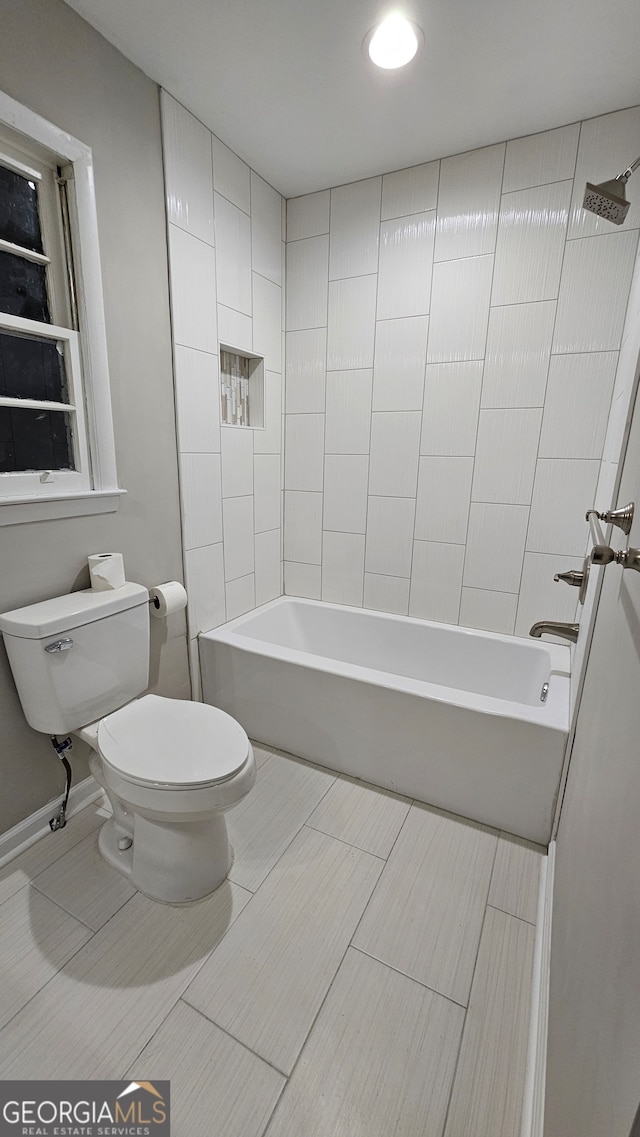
[97,693,250,788]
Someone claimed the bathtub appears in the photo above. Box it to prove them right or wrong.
[199,597,570,844]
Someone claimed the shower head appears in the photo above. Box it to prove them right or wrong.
[583,156,640,225]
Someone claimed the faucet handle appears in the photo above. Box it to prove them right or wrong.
[598,501,634,536]
[554,556,590,604]
[553,569,583,587]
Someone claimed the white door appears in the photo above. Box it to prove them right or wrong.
[544,379,640,1136]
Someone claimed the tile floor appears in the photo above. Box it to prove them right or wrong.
[0,744,543,1136]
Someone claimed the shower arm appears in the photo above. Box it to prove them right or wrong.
[618,156,640,184]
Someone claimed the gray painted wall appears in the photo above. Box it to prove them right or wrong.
[0,0,188,833]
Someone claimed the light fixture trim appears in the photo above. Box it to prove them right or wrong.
[364,12,423,70]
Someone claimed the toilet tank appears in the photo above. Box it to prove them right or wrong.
[0,583,150,735]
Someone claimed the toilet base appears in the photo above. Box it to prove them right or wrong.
[97,817,134,879]
[96,809,233,905]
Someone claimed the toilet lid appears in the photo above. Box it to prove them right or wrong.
[97,694,250,787]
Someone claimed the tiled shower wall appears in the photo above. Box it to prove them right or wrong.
[283,105,640,635]
[161,92,284,696]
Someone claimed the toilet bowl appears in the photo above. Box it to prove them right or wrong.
[0,580,256,905]
[78,693,256,904]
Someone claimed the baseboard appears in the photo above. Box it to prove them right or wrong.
[0,775,105,868]
[520,840,555,1137]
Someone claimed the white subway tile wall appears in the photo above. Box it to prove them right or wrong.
[163,91,640,659]
[376,212,435,320]
[284,107,640,635]
[321,531,366,606]
[434,144,505,262]
[225,573,256,621]
[329,178,382,281]
[214,192,253,315]
[162,92,284,697]
[381,160,439,220]
[253,273,283,371]
[372,316,429,412]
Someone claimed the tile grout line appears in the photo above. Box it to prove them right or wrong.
[407,160,440,616]
[176,997,292,1080]
[439,985,470,1137]
[459,144,506,625]
[1,753,542,1128]
[459,832,501,1003]
[318,188,331,602]
[512,132,580,630]
[346,801,415,948]
[0,808,105,887]
[114,884,261,1081]
[229,855,394,1129]
[0,885,124,1038]
[302,821,389,863]
[28,878,120,934]
[228,762,338,893]
[438,832,501,1137]
[360,180,382,608]
[191,766,402,1115]
[486,901,539,928]
[176,785,400,1128]
[348,944,470,1010]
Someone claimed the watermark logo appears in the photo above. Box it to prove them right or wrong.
[0,1080,170,1136]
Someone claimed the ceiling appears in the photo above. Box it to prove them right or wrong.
[63,0,640,199]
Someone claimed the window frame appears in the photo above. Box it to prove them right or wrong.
[0,90,124,525]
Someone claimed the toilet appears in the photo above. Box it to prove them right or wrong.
[0,582,255,904]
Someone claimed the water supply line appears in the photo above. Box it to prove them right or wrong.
[49,735,73,830]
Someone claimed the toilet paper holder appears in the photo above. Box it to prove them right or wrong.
[147,581,188,618]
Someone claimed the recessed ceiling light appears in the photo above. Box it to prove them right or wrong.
[365,13,422,70]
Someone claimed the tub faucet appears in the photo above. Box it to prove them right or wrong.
[529,620,579,644]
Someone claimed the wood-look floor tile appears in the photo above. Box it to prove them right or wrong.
[444,905,535,1137]
[265,947,465,1137]
[488,832,544,924]
[184,825,383,1074]
[0,881,251,1079]
[353,803,497,1004]
[227,753,336,892]
[128,1001,285,1137]
[0,802,104,907]
[0,885,92,1030]
[306,774,411,858]
[32,829,136,931]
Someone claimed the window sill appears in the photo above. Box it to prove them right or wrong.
[0,488,126,527]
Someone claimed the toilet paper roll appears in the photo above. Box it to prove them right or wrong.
[149,580,188,618]
[88,552,126,591]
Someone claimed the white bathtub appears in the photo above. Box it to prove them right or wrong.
[199,597,570,844]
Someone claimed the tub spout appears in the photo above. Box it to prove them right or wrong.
[529,620,579,643]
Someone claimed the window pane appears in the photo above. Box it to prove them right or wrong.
[0,406,74,472]
[0,164,44,254]
[0,250,49,321]
[0,330,68,402]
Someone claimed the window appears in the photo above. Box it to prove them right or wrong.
[0,91,122,524]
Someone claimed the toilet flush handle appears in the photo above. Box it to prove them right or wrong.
[44,638,74,653]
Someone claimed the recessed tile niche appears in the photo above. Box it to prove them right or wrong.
[220,345,264,428]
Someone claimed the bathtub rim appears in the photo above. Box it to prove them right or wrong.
[199,596,570,734]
